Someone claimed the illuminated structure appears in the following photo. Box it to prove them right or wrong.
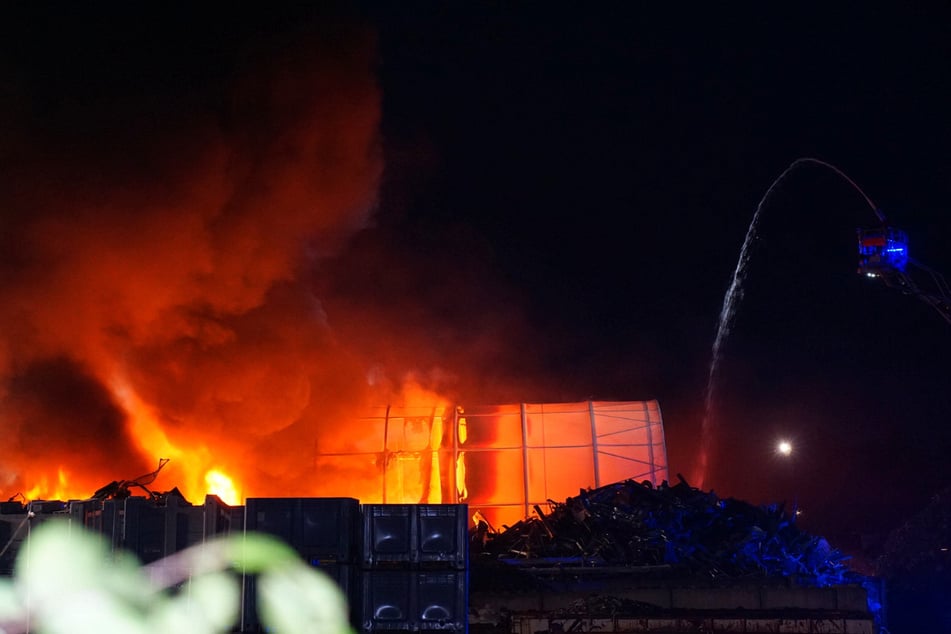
[857,224,951,325]
[857,226,909,275]
[316,400,668,527]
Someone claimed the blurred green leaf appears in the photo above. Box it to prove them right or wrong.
[23,523,152,595]
[228,532,300,574]
[258,562,352,634]
[4,521,351,634]
[30,589,151,634]
[0,577,23,622]
[149,571,240,634]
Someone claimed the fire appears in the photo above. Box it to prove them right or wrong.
[455,452,468,500]
[0,12,669,520]
[0,16,388,507]
[110,375,228,503]
[455,411,469,500]
[24,467,70,502]
[205,469,240,506]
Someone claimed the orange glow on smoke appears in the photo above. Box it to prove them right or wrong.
[0,18,668,517]
[0,14,526,512]
[0,17,395,506]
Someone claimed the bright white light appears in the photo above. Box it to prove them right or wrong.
[777,440,792,456]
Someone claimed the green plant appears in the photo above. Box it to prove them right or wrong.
[0,520,353,634]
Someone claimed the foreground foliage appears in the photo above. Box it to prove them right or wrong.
[0,520,352,634]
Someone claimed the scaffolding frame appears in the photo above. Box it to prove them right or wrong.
[317,400,669,526]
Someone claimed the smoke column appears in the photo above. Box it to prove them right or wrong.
[0,9,407,501]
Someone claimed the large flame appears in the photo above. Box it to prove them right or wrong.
[0,16,432,506]
[0,8,470,499]
[0,13,648,515]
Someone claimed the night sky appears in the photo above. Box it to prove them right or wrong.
[3,3,951,554]
[366,4,951,545]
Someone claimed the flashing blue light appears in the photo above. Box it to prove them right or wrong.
[858,226,909,273]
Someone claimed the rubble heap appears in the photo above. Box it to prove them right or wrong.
[471,475,856,586]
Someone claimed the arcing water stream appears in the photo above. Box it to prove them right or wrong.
[691,158,881,489]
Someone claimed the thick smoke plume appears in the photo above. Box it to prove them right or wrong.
[0,9,408,501]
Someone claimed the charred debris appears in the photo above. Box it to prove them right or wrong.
[470,474,861,589]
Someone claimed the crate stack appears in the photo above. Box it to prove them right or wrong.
[2,496,470,633]
[68,497,119,551]
[202,494,245,542]
[360,503,469,633]
[241,497,361,633]
[0,502,24,576]
[1,500,70,576]
[121,495,207,564]
[66,493,241,571]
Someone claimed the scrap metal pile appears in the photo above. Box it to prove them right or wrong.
[471,475,856,586]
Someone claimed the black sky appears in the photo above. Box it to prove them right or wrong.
[361,3,951,543]
[3,3,951,549]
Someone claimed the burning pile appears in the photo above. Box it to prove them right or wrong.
[472,475,855,586]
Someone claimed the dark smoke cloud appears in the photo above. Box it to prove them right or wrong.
[0,7,387,499]
[0,357,142,495]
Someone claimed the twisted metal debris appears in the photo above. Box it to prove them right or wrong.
[471,474,856,586]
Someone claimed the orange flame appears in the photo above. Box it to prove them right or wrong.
[205,469,240,506]
[24,467,70,502]
[0,18,671,517]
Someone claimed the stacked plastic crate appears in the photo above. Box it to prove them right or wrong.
[0,502,24,576]
[360,504,469,633]
[242,497,361,633]
[68,497,119,552]
[0,500,70,576]
[68,495,207,564]
[121,495,207,564]
[202,494,245,542]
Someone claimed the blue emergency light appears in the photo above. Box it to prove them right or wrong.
[857,226,908,275]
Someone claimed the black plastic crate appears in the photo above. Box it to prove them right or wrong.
[416,505,468,568]
[30,500,67,514]
[362,504,413,566]
[245,497,360,563]
[363,504,468,569]
[0,516,20,575]
[313,561,361,628]
[121,496,204,564]
[416,571,467,628]
[308,559,358,599]
[121,498,165,563]
[202,494,243,540]
[360,569,467,632]
[68,499,119,548]
[0,501,25,515]
[242,562,360,633]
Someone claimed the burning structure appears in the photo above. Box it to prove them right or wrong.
[2,398,667,526]
[321,400,667,528]
[0,11,642,519]
[1,400,885,632]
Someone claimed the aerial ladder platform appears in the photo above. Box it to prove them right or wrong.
[857,221,951,325]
